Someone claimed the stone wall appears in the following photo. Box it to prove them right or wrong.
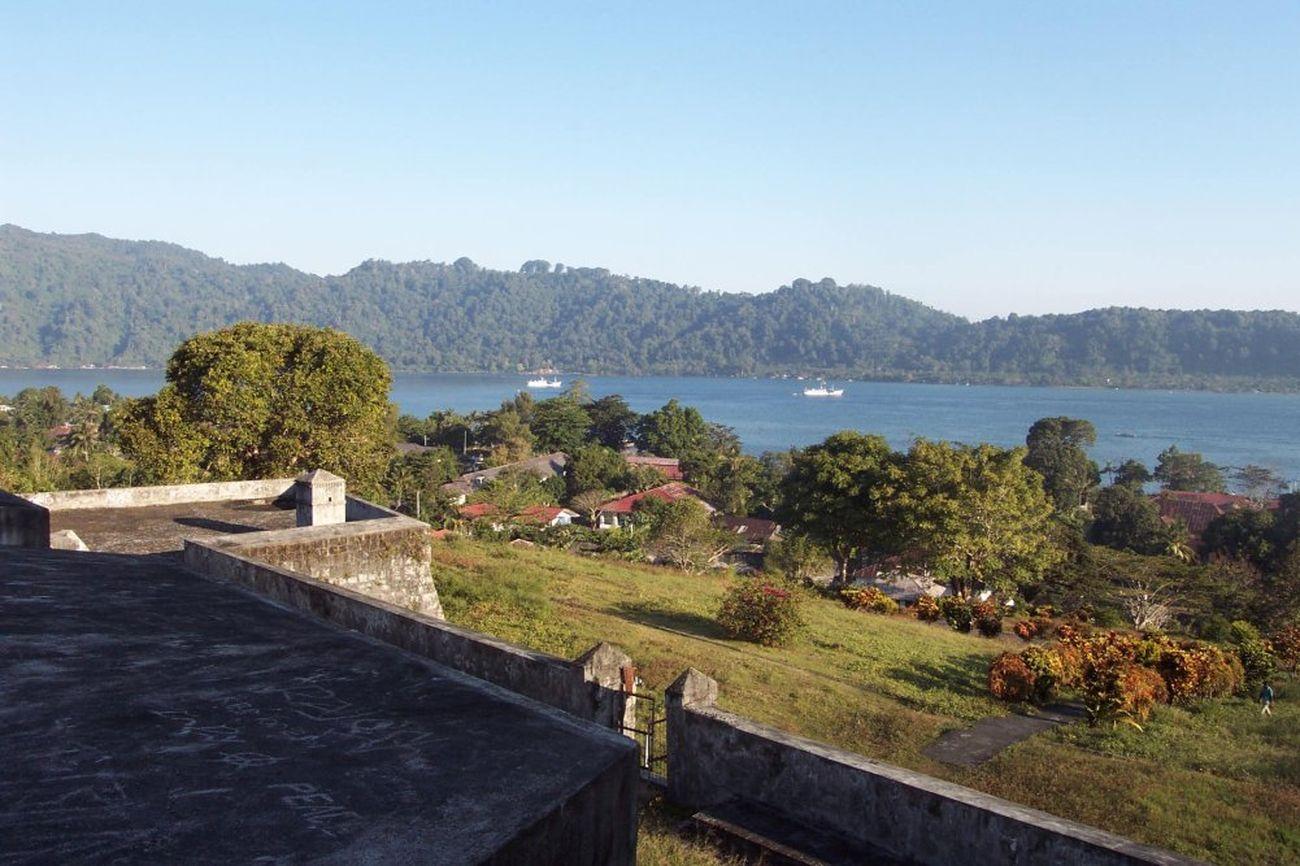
[183,537,633,729]
[25,479,296,511]
[191,511,444,619]
[665,669,1203,866]
[0,490,49,548]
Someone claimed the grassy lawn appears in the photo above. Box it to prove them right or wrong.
[432,539,1300,865]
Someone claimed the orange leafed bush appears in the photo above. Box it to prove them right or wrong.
[1272,625,1300,671]
[989,652,1036,703]
[1013,619,1040,641]
[840,586,897,614]
[913,595,941,622]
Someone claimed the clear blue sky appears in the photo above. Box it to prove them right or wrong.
[2,1,1297,319]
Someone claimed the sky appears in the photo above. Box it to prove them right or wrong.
[2,1,1297,320]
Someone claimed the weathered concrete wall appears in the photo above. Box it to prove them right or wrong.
[344,496,401,522]
[0,490,50,548]
[25,479,295,511]
[195,509,444,616]
[487,733,639,866]
[666,669,1204,866]
[184,538,633,728]
[195,514,444,619]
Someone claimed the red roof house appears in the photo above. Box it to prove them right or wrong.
[513,505,579,527]
[456,502,501,521]
[595,482,713,529]
[1151,491,1279,549]
[622,454,685,481]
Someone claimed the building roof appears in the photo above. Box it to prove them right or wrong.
[1151,490,1279,538]
[0,546,635,863]
[719,515,781,545]
[597,482,714,515]
[514,505,579,525]
[441,452,569,497]
[457,502,501,520]
[622,454,684,481]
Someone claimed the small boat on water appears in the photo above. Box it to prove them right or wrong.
[527,377,563,389]
[802,381,844,397]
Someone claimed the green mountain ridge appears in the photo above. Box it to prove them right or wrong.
[3,224,1299,389]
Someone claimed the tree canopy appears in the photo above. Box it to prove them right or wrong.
[117,322,394,492]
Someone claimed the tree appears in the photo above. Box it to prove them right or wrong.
[691,453,763,515]
[765,532,832,585]
[891,440,1060,598]
[1088,483,1181,556]
[117,323,394,493]
[480,407,534,466]
[778,431,898,585]
[529,396,592,454]
[1116,577,1180,631]
[634,399,709,460]
[566,445,631,498]
[1154,446,1226,492]
[1024,417,1099,512]
[570,489,613,524]
[641,498,732,573]
[586,395,638,449]
[1233,464,1286,501]
[1108,459,1153,489]
[1202,507,1277,567]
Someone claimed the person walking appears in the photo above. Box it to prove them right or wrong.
[1260,681,1275,717]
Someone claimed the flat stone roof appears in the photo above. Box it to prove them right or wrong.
[0,547,635,863]
[49,498,297,554]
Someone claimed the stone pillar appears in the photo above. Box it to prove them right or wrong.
[295,469,346,527]
[575,642,635,730]
[665,667,720,808]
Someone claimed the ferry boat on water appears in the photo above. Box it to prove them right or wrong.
[802,380,844,397]
[527,377,563,389]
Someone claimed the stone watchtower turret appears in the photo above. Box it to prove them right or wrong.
[295,469,346,527]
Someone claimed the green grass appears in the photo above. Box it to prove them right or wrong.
[433,539,1300,865]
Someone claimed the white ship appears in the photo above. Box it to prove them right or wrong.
[802,381,844,397]
[527,377,563,389]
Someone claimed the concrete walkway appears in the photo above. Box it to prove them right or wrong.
[923,703,1086,766]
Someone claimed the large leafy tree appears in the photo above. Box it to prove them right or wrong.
[891,440,1060,598]
[1088,483,1181,556]
[586,394,638,449]
[1154,445,1226,492]
[118,322,394,492]
[1024,416,1099,513]
[529,396,592,454]
[777,431,898,585]
[634,399,709,460]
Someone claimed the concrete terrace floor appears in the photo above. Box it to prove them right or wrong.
[0,547,636,864]
[50,498,298,554]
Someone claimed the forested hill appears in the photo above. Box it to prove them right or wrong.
[3,224,1299,389]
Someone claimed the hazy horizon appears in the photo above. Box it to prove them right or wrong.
[3,2,1298,319]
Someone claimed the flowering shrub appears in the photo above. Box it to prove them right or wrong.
[1116,664,1168,725]
[717,581,802,647]
[840,586,898,614]
[1013,619,1040,641]
[1156,641,1242,704]
[973,599,1003,637]
[939,597,973,633]
[988,652,1036,702]
[913,595,941,622]
[1271,625,1300,671]
[1020,645,1065,703]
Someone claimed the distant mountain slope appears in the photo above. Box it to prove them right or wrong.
[2,224,1298,388]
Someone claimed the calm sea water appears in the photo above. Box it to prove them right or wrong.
[4,369,1299,485]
